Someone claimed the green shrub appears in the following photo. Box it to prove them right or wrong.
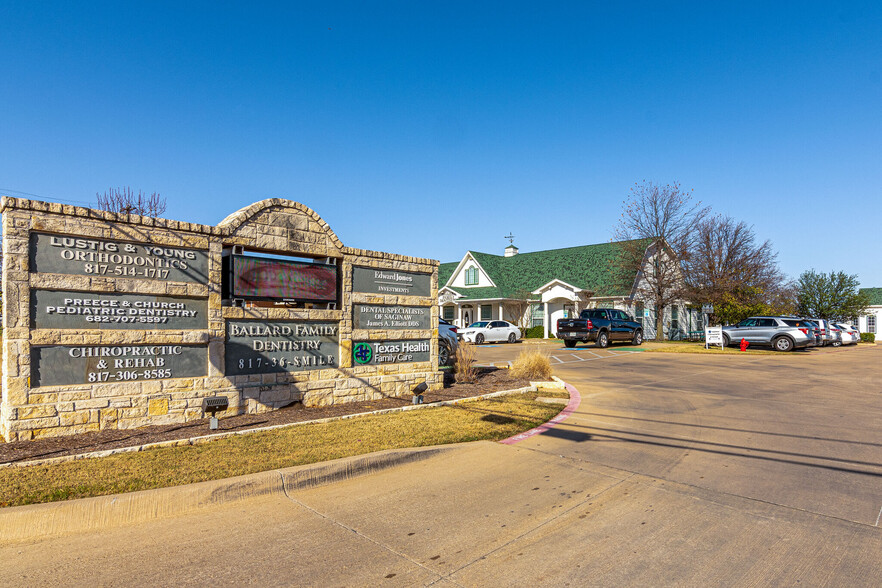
[860,332,875,343]
[525,326,546,338]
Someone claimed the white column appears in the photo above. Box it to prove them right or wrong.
[498,302,504,321]
[543,301,549,339]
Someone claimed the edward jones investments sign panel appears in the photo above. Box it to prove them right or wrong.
[351,267,430,297]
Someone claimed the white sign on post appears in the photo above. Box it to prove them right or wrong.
[705,326,724,349]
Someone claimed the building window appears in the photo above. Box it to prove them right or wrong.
[634,302,644,328]
[531,304,544,327]
[869,315,876,334]
[443,306,454,321]
[465,267,478,286]
[671,306,679,330]
[480,304,492,320]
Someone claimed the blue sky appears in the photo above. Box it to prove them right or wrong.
[2,2,880,286]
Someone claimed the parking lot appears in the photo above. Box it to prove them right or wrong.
[4,340,880,585]
[479,339,882,527]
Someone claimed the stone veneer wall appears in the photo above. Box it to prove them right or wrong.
[1,197,442,441]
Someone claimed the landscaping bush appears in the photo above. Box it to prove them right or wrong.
[525,326,546,338]
[454,342,479,383]
[860,332,875,343]
[510,349,553,381]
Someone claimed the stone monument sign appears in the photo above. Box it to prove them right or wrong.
[1,197,441,441]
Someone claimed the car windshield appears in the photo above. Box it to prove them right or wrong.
[468,322,489,328]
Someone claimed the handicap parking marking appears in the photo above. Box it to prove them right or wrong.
[549,348,645,364]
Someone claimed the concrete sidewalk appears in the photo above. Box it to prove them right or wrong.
[3,438,879,586]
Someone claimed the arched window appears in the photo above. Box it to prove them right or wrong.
[465,266,478,286]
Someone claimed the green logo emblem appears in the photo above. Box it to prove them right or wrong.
[353,342,373,364]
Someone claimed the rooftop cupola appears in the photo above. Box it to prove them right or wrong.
[504,232,518,257]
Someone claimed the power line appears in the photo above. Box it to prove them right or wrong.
[0,188,93,206]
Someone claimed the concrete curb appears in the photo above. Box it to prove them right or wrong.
[500,382,581,445]
[0,381,568,544]
[2,385,540,469]
[0,444,463,545]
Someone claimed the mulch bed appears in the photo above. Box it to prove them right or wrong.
[1,369,532,465]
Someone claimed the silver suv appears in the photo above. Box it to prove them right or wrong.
[721,317,814,351]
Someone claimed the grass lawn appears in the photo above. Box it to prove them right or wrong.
[0,390,566,508]
[637,340,796,355]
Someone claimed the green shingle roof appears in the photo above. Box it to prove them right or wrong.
[860,288,882,306]
[441,240,647,301]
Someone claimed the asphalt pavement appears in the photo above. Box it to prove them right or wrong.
[2,341,880,586]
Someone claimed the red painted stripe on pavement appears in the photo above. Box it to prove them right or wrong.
[500,382,581,445]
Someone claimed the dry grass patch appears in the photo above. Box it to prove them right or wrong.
[0,391,563,508]
[510,348,553,380]
[454,341,480,382]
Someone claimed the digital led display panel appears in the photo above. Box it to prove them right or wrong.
[229,255,337,302]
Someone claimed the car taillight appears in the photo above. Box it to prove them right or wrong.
[450,327,457,333]
[586,319,593,330]
[799,328,808,335]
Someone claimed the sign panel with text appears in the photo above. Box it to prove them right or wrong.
[31,344,208,387]
[31,290,207,330]
[352,267,431,297]
[225,320,339,376]
[30,232,209,284]
[353,304,432,330]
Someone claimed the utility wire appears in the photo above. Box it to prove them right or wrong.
[0,188,93,206]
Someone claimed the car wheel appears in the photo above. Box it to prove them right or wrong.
[438,341,451,366]
[508,333,517,343]
[595,331,609,348]
[832,340,841,347]
[564,340,576,348]
[722,334,730,347]
[631,330,643,346]
[475,333,484,345]
[773,336,794,352]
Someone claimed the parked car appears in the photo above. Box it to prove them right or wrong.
[556,308,643,348]
[438,318,458,366]
[721,317,814,351]
[459,320,522,344]
[827,323,843,346]
[805,318,837,346]
[833,323,859,345]
[782,318,822,347]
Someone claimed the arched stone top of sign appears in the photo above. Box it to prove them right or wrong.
[217,198,345,258]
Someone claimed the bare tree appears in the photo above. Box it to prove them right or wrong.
[502,289,534,329]
[96,187,166,217]
[684,215,793,324]
[613,181,709,340]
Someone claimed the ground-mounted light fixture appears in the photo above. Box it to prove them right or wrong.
[202,396,229,430]
[412,381,428,404]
